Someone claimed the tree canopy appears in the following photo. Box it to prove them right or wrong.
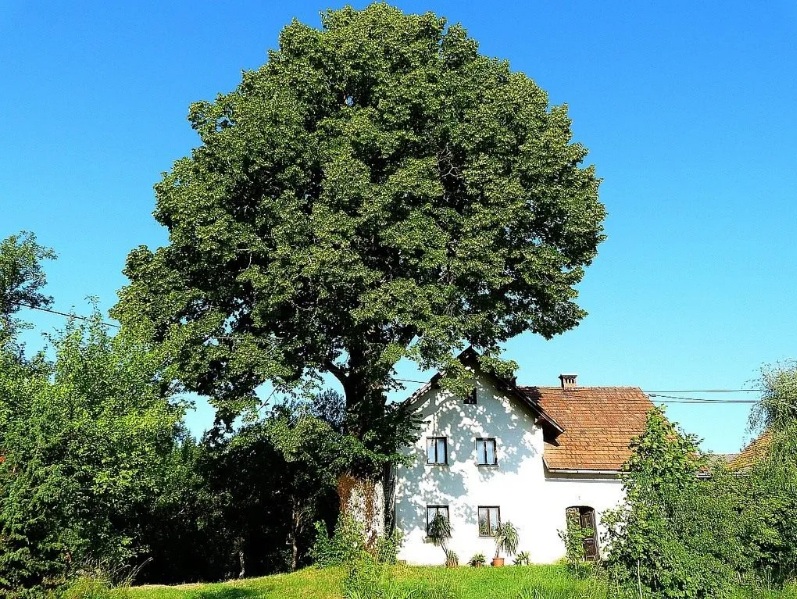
[113,3,605,440]
[0,231,55,342]
[0,314,184,593]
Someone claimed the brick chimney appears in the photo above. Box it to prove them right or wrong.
[559,373,578,390]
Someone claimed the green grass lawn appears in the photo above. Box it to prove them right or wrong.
[120,565,797,599]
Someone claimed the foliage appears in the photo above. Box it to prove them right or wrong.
[0,231,55,342]
[443,550,458,568]
[112,3,605,458]
[468,553,485,567]
[313,516,370,568]
[0,313,184,595]
[742,362,797,584]
[313,514,402,569]
[513,551,531,566]
[603,407,743,598]
[493,521,519,560]
[426,514,452,565]
[558,511,593,573]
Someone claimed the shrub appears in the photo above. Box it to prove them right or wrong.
[313,514,402,568]
[312,515,366,567]
[558,512,593,575]
[468,553,486,567]
[513,551,531,566]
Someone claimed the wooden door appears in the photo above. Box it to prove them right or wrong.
[579,508,598,560]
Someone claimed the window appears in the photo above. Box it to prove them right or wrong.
[478,506,500,536]
[426,437,447,465]
[463,387,477,405]
[426,505,449,535]
[476,438,497,465]
[566,506,599,560]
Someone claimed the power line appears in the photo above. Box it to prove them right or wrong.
[2,313,771,402]
[649,394,758,404]
[641,389,761,393]
[18,302,120,329]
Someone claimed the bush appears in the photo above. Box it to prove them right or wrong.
[313,514,402,568]
[513,551,531,566]
[468,553,486,567]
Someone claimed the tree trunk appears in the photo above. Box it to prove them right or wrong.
[237,547,246,579]
[290,500,301,571]
[332,362,393,544]
[338,472,386,548]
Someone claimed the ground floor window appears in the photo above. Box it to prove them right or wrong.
[426,505,449,535]
[477,506,500,536]
[566,506,599,560]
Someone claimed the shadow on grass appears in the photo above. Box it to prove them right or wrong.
[191,589,263,599]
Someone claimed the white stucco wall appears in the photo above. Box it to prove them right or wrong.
[394,376,625,565]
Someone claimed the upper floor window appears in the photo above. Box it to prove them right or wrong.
[426,437,447,465]
[478,505,501,536]
[463,387,477,405]
[476,438,497,465]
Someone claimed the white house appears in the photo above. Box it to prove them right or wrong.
[393,348,653,565]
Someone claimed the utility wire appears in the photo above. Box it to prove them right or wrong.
[18,302,120,329]
[649,394,758,404]
[7,311,773,404]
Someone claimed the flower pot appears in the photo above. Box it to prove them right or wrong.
[491,557,505,567]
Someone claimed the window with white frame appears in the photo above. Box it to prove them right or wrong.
[475,438,497,465]
[426,437,447,465]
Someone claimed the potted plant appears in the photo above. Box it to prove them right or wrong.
[492,521,519,567]
[427,513,452,566]
[468,552,486,567]
[444,548,459,568]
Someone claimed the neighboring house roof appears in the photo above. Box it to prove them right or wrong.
[728,431,771,471]
[521,385,654,472]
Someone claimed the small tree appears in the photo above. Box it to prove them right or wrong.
[602,407,740,599]
[493,521,519,564]
[744,362,797,583]
[427,514,452,565]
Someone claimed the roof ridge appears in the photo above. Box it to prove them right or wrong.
[519,385,646,391]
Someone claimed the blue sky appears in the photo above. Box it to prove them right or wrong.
[2,1,795,453]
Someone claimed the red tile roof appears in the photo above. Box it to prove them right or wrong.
[521,386,654,472]
[727,431,771,472]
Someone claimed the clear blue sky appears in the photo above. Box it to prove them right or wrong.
[2,1,795,454]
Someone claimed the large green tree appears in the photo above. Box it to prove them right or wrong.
[114,4,604,452]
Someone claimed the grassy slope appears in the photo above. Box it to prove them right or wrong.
[123,565,797,599]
